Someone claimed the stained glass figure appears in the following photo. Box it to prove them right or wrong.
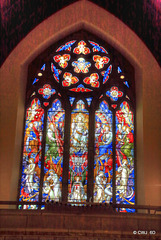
[73,41,90,55]
[32,78,39,85]
[72,58,91,73]
[68,100,89,204]
[101,65,112,84]
[115,102,135,212]
[70,84,92,92]
[106,87,123,101]
[56,40,76,52]
[38,84,56,99]
[51,63,62,82]
[19,99,44,209]
[42,99,65,202]
[94,101,113,203]
[89,41,108,53]
[83,73,100,88]
[62,72,79,87]
[53,54,70,68]
[93,55,110,69]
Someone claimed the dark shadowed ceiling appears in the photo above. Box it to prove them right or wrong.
[1,0,161,67]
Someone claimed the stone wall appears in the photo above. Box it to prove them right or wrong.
[1,0,160,67]
[0,208,161,240]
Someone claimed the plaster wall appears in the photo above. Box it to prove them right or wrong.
[0,1,161,206]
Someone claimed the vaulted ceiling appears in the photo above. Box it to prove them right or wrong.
[1,0,161,67]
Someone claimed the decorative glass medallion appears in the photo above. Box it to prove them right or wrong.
[62,72,79,87]
[73,41,90,55]
[106,87,123,101]
[38,84,56,99]
[93,55,110,69]
[53,54,70,68]
[72,58,91,73]
[83,73,99,88]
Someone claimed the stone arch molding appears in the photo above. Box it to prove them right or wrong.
[1,0,161,206]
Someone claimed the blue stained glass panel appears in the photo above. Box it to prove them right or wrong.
[32,78,39,85]
[69,97,75,106]
[56,40,76,52]
[86,97,92,106]
[19,99,44,208]
[124,81,130,88]
[94,101,113,203]
[41,64,46,71]
[118,67,122,73]
[89,41,108,53]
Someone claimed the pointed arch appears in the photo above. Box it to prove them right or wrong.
[1,1,160,207]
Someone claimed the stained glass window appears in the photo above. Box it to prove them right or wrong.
[19,31,135,212]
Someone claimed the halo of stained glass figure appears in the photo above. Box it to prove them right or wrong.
[19,37,135,212]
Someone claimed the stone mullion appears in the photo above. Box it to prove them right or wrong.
[87,107,95,202]
[112,110,116,206]
[39,109,48,208]
[62,106,71,203]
